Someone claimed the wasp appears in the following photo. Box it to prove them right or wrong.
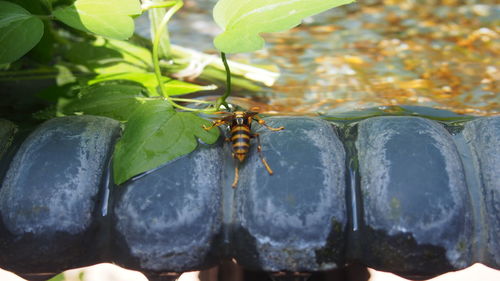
[203,111,284,188]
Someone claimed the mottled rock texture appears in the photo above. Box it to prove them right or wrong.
[0,115,498,279]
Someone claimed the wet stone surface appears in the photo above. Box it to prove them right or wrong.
[356,116,472,277]
[462,116,500,268]
[0,113,499,278]
[0,116,121,273]
[233,117,347,272]
[111,144,224,273]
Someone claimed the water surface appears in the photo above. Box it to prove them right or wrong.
[142,0,499,116]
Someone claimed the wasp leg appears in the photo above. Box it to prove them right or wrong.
[203,119,228,131]
[253,133,274,175]
[232,162,239,188]
[253,115,284,131]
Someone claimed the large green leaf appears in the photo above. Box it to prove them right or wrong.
[53,0,141,40]
[113,100,220,184]
[89,72,217,96]
[61,83,148,121]
[0,1,44,64]
[7,0,46,14]
[213,0,355,53]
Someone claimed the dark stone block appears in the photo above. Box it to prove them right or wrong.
[1,113,498,278]
[356,116,472,278]
[0,116,120,273]
[462,116,500,269]
[233,117,347,272]
[111,144,224,273]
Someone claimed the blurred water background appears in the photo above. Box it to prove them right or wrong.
[137,0,499,116]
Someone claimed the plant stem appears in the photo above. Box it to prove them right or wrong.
[149,1,175,60]
[152,0,182,98]
[216,52,231,111]
[171,98,215,104]
[151,1,217,113]
[34,14,55,20]
[141,0,177,11]
[140,97,215,105]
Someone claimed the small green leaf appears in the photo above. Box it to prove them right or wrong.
[89,73,161,95]
[65,38,152,75]
[61,83,148,121]
[213,0,355,53]
[102,38,153,70]
[53,0,142,40]
[0,1,44,64]
[89,72,217,96]
[113,100,220,184]
[162,79,217,96]
[46,273,65,281]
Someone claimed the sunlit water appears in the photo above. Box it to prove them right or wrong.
[138,0,499,116]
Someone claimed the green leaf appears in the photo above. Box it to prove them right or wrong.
[161,79,217,96]
[7,0,46,14]
[61,83,148,121]
[101,38,153,70]
[53,0,142,40]
[89,73,161,95]
[89,72,217,96]
[113,100,220,184]
[213,0,355,53]
[65,38,152,75]
[0,1,44,64]
[27,22,55,63]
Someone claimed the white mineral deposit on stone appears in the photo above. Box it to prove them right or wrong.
[0,117,117,235]
[357,117,470,268]
[115,147,221,271]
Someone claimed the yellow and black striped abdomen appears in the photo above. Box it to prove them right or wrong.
[230,125,251,162]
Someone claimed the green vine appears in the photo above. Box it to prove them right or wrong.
[150,0,217,112]
[141,0,178,11]
[216,52,231,111]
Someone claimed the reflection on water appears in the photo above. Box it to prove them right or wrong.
[157,0,499,116]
